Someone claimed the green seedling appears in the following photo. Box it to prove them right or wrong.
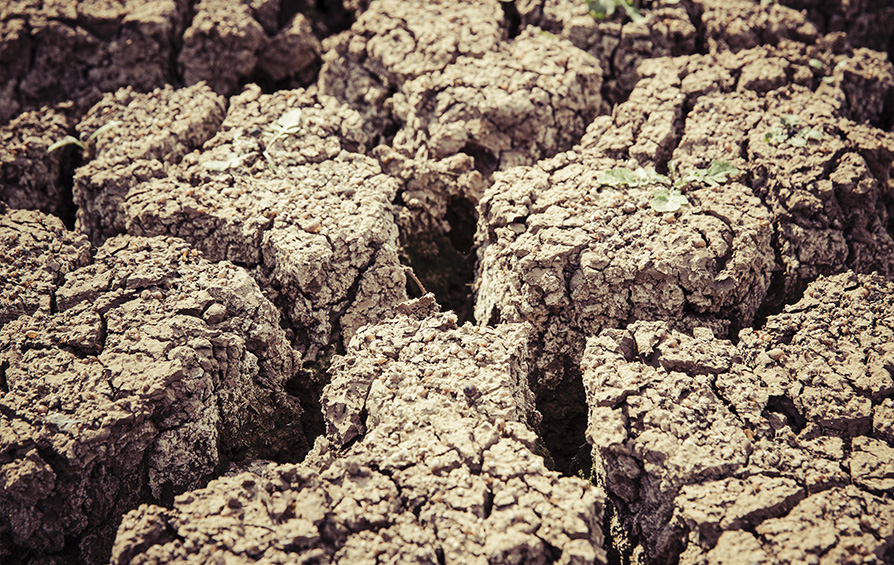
[821,57,850,84]
[765,114,823,148]
[46,121,120,155]
[203,129,259,172]
[597,165,669,188]
[267,109,304,147]
[675,160,739,188]
[587,0,645,23]
[598,160,739,213]
[262,108,304,169]
[650,188,689,212]
[203,152,252,171]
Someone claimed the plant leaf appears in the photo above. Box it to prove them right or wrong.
[765,128,788,145]
[804,127,823,141]
[85,120,121,143]
[779,114,802,128]
[587,0,617,18]
[787,134,807,148]
[700,161,739,186]
[598,166,669,188]
[46,136,87,153]
[651,189,689,213]
[619,0,645,22]
[276,108,303,130]
[203,152,246,171]
[597,168,634,186]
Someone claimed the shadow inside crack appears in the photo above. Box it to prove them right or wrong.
[402,196,477,325]
[536,365,589,476]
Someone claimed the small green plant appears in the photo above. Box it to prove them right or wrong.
[597,165,669,188]
[675,160,739,187]
[764,114,823,148]
[262,108,304,169]
[597,160,739,213]
[820,57,850,84]
[650,188,689,212]
[46,121,120,155]
[587,0,644,23]
[203,151,253,171]
[203,129,259,171]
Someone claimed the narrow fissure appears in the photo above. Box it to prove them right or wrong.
[401,196,478,324]
[500,0,522,39]
[603,495,635,565]
[168,0,195,86]
[764,395,807,434]
[56,146,80,230]
[284,363,328,459]
[535,358,589,476]
[751,227,798,331]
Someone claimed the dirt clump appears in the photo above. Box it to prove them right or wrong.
[318,0,506,140]
[111,296,607,565]
[674,85,894,304]
[582,272,894,563]
[0,107,73,218]
[781,0,894,61]
[70,83,406,362]
[179,0,321,94]
[475,150,775,384]
[73,82,227,246]
[0,204,92,328]
[0,0,190,123]
[0,234,307,564]
[380,27,603,227]
[515,0,696,101]
[578,39,894,311]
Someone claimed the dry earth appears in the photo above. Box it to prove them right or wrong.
[1,0,893,564]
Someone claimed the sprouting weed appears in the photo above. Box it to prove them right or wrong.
[821,57,850,84]
[203,129,259,171]
[46,120,121,156]
[597,165,669,188]
[675,160,739,188]
[262,109,304,169]
[203,152,251,171]
[765,114,823,147]
[598,160,739,213]
[587,0,645,23]
[650,188,689,213]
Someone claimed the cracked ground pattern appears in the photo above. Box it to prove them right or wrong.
[1,0,893,563]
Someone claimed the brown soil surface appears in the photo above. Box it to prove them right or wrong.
[1,0,893,564]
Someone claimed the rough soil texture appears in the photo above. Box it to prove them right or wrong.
[1,0,894,563]
[0,107,72,218]
[72,83,407,363]
[0,0,190,123]
[73,82,227,245]
[179,0,321,94]
[1,235,306,563]
[111,297,606,565]
[582,272,894,563]
[0,204,92,328]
